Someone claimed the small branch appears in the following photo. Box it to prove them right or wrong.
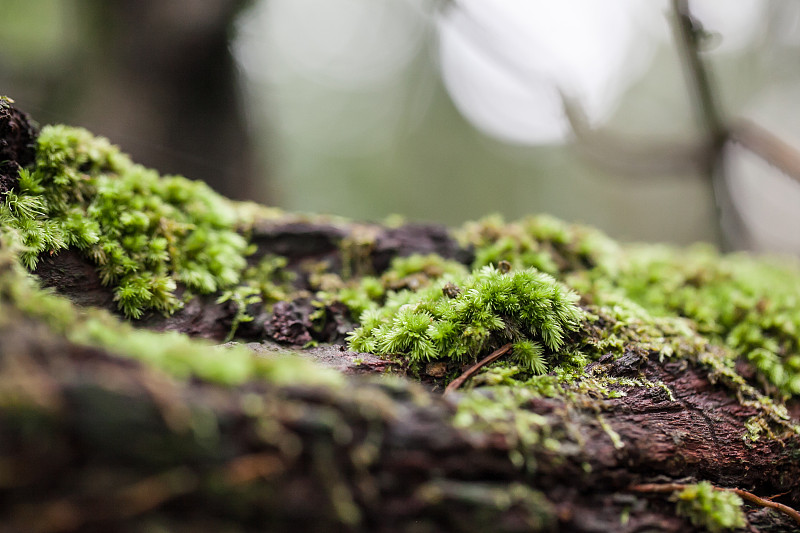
[671,0,746,250]
[671,0,726,147]
[730,119,800,186]
[444,343,512,395]
[630,482,800,527]
[560,92,710,177]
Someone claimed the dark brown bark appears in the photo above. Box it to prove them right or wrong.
[0,98,37,194]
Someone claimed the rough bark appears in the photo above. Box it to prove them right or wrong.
[1,304,797,532]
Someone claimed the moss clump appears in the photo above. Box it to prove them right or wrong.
[3,125,250,318]
[574,245,800,397]
[346,264,582,375]
[458,214,619,277]
[0,229,340,389]
[453,386,568,470]
[313,253,469,324]
[457,214,800,400]
[217,254,297,340]
[673,482,746,533]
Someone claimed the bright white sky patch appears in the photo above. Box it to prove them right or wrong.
[237,0,426,89]
[437,0,662,145]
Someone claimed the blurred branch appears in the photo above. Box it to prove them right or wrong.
[565,1,800,193]
[447,0,800,249]
[670,0,744,249]
[730,119,800,186]
[671,0,727,151]
[561,92,709,177]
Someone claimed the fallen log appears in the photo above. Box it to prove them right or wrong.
[1,98,799,532]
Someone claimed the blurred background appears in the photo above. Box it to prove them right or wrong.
[2,0,800,251]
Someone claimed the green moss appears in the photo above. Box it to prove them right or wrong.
[457,214,800,400]
[328,216,800,444]
[453,387,566,471]
[217,254,296,340]
[313,253,469,323]
[346,264,582,375]
[4,119,800,449]
[415,480,555,530]
[5,125,251,318]
[673,482,746,533]
[458,214,619,277]
[0,229,341,390]
[571,244,800,398]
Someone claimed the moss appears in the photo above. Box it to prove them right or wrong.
[415,480,555,530]
[332,216,800,444]
[580,245,800,398]
[5,125,252,318]
[456,214,800,401]
[457,214,619,277]
[453,387,569,471]
[672,482,746,533]
[3,118,800,449]
[346,264,582,375]
[339,224,379,279]
[0,228,341,390]
[313,253,469,325]
[217,254,296,340]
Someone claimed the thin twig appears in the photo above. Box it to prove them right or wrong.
[630,482,800,526]
[444,343,512,395]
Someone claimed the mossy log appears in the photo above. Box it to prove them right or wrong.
[2,99,800,532]
[3,302,796,533]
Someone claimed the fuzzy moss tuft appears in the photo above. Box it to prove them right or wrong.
[4,125,251,318]
[458,214,619,277]
[458,214,800,399]
[346,264,582,373]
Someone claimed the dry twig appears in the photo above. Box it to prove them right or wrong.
[630,482,800,527]
[444,343,512,395]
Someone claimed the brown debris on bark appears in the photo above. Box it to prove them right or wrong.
[0,98,38,194]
